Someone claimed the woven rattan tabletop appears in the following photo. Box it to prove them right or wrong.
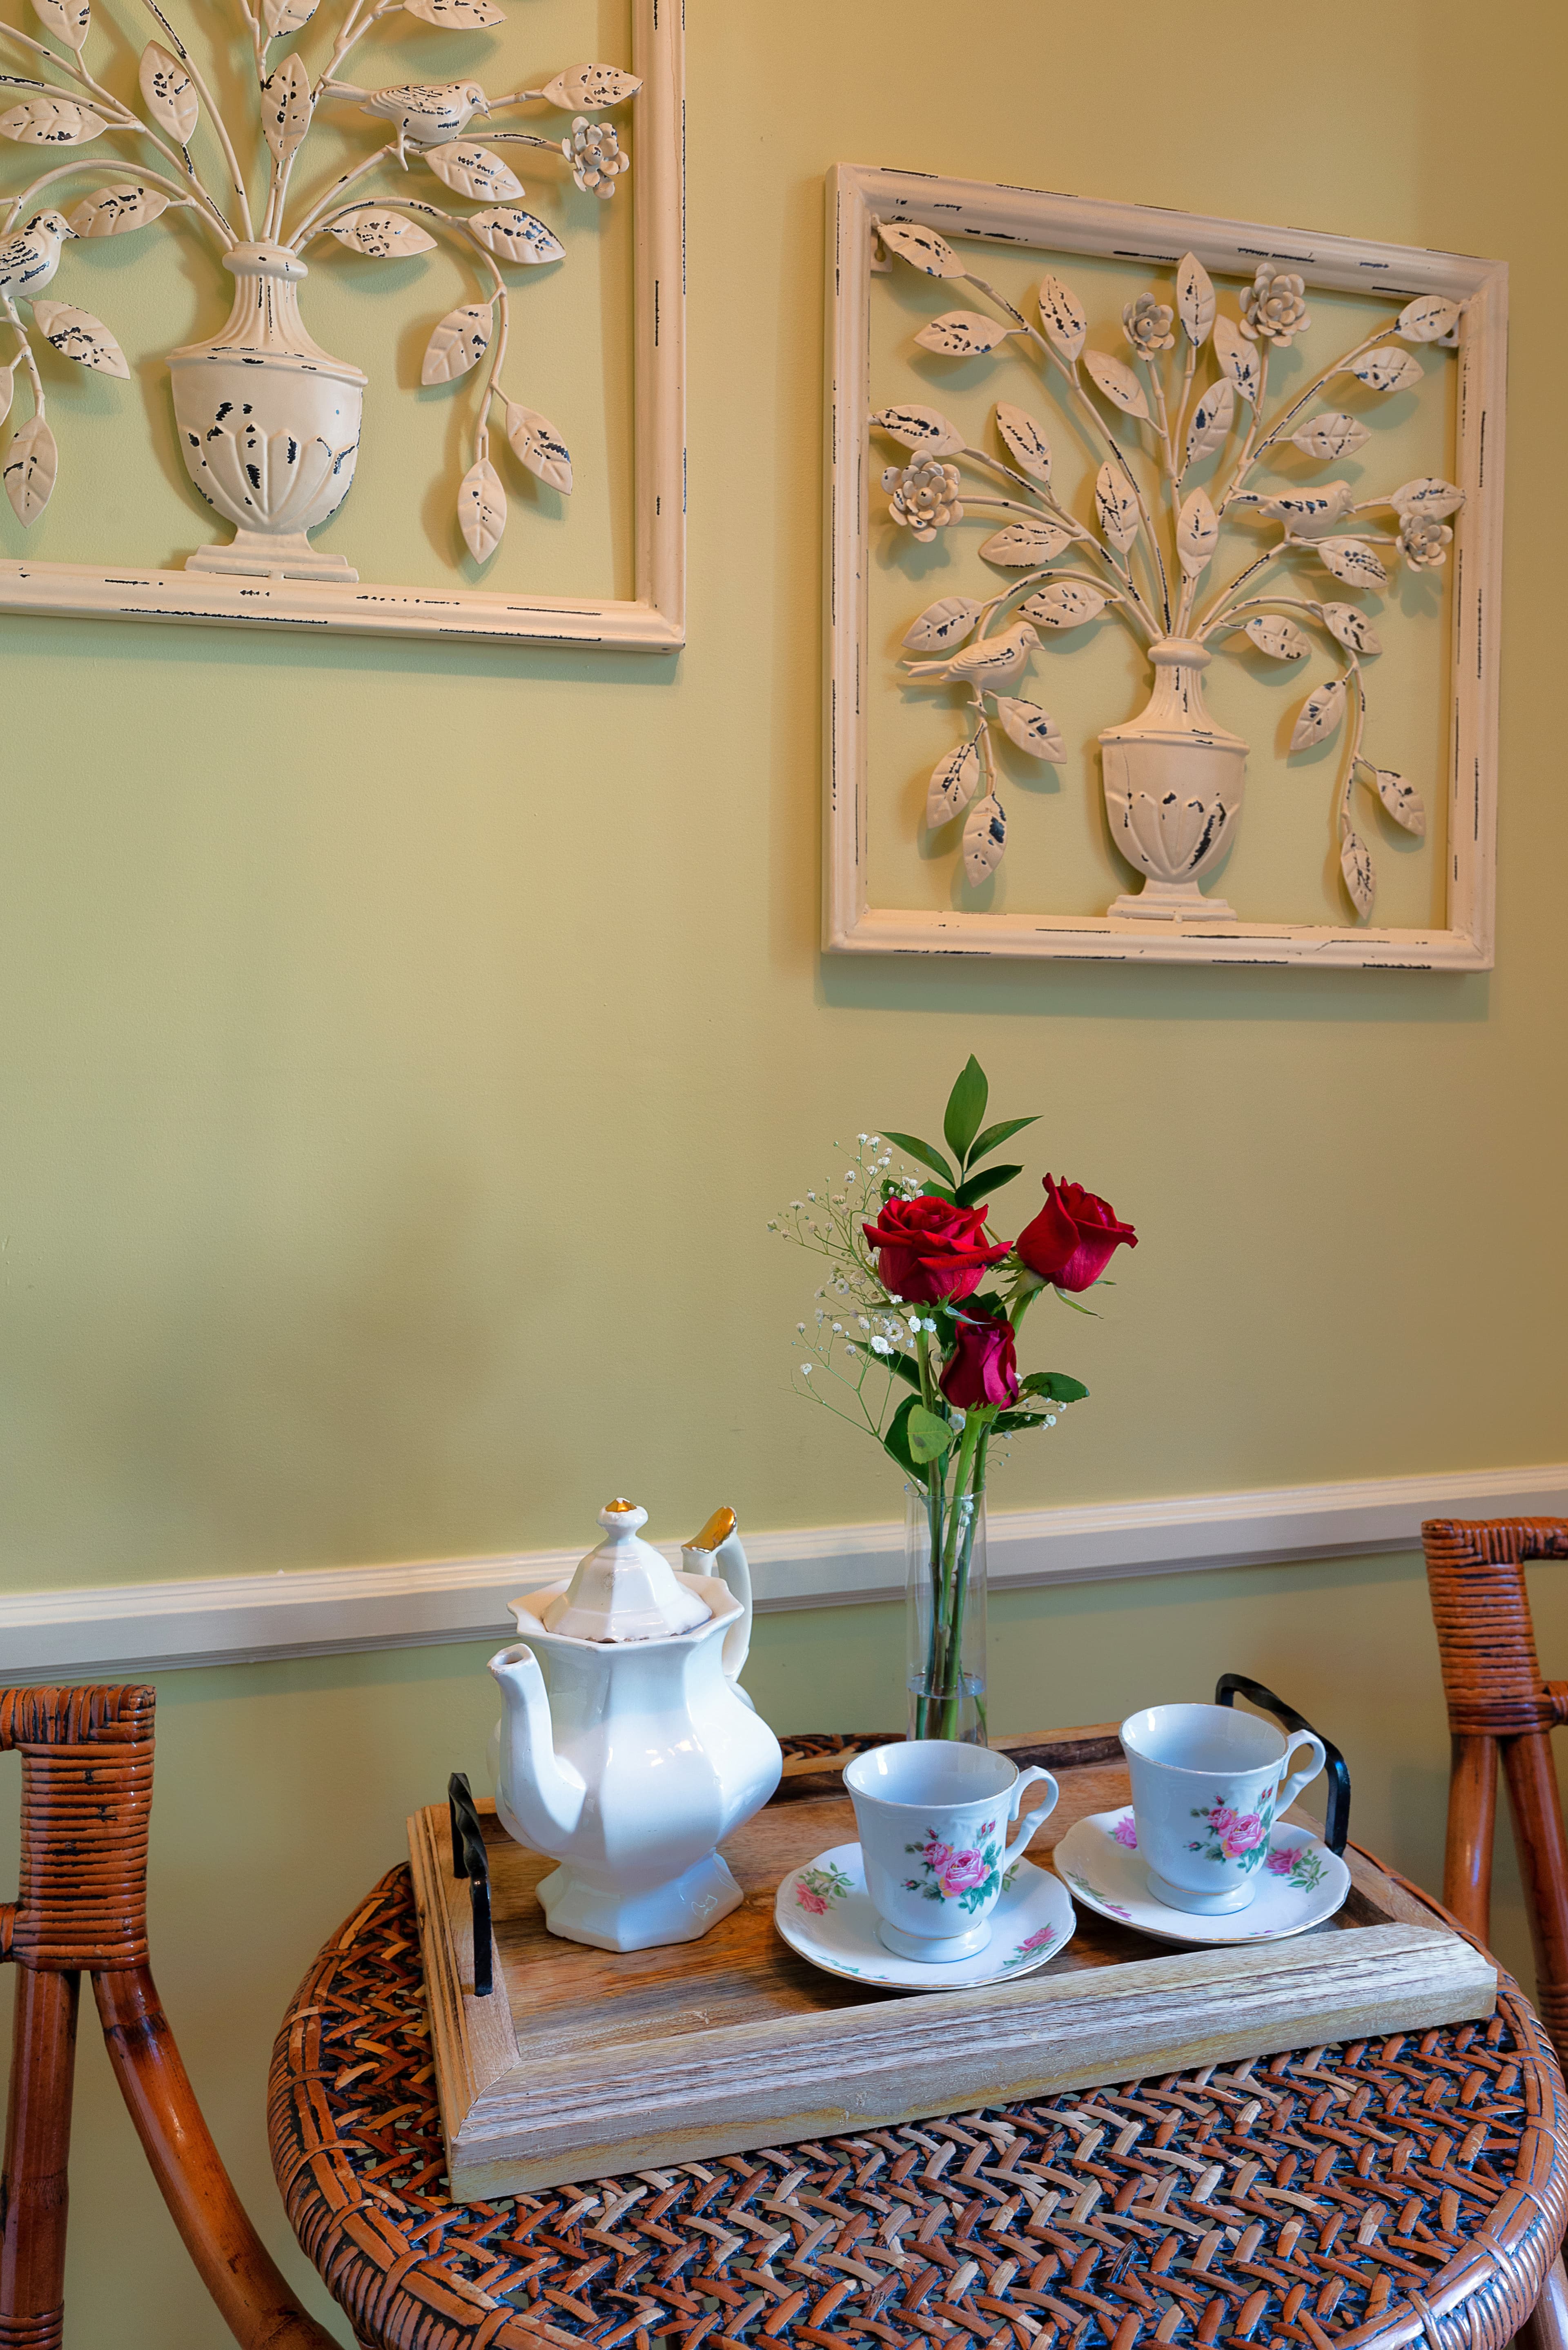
[269,1740,1568,2350]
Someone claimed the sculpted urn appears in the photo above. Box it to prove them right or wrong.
[1099,638,1247,921]
[168,242,367,582]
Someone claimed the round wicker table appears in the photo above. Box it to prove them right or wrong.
[270,1749,1568,2350]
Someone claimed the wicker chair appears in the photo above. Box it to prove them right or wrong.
[1423,1517,1568,2061]
[0,1682,336,2350]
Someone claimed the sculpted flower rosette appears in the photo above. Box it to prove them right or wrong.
[561,113,626,196]
[0,0,641,574]
[1123,292,1173,355]
[883,454,963,541]
[870,218,1467,922]
[1240,263,1309,346]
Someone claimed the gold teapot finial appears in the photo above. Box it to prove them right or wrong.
[604,1497,637,1514]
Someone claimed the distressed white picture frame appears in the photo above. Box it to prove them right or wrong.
[0,0,683,650]
[824,165,1506,969]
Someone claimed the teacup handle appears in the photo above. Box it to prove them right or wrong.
[1002,1766,1059,1869]
[1277,1730,1326,1816]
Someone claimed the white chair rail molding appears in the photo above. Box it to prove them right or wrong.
[3,1459,1564,1678]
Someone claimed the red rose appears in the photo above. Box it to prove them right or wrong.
[1015,1176,1137,1293]
[939,1309,1018,1409]
[861,1196,1009,1304]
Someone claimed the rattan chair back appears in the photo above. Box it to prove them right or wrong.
[0,1680,335,2350]
[1423,1517,1568,2060]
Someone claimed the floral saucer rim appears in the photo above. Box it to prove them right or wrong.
[774,1841,1076,1991]
[1053,1809,1350,1946]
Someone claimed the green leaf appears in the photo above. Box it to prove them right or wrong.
[952,1162,1023,1208]
[1054,1289,1101,1316]
[1020,1371,1089,1403]
[993,1408,1053,1434]
[882,1394,922,1478]
[967,1114,1039,1164]
[920,1179,958,1203]
[943,1055,990,1167]
[848,1339,922,1390]
[907,1404,956,1464]
[882,1130,958,1187]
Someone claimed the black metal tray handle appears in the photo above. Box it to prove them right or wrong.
[448,1771,494,1997]
[1214,1673,1350,1856]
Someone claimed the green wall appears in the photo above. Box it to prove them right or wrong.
[2,1,1567,2342]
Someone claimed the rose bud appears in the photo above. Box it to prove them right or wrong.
[1015,1176,1137,1293]
[939,1309,1019,1409]
[861,1195,1010,1304]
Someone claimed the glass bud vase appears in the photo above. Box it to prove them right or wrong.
[905,1479,988,1745]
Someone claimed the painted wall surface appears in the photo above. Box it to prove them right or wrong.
[2,0,1567,2343]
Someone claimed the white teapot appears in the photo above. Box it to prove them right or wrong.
[488,1501,782,1951]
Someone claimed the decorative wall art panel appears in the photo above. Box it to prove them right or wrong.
[824,167,1506,968]
[0,0,682,644]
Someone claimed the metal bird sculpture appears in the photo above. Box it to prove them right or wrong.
[0,210,75,301]
[1249,481,1359,538]
[325,79,490,163]
[904,620,1038,687]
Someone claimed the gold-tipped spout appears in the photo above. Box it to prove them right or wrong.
[687,1505,737,1555]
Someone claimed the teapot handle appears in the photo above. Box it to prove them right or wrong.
[682,1507,755,1705]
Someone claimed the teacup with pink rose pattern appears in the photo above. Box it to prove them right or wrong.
[1120,1701,1325,1918]
[844,1739,1058,1961]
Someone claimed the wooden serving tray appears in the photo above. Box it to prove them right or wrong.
[408,1726,1497,2201]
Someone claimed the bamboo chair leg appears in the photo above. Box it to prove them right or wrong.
[0,1969,79,2350]
[1445,1731,1499,1943]
[93,1967,337,2350]
[1501,1731,1568,2065]
[1519,2258,1568,2350]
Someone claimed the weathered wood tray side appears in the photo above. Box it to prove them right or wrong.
[409,1728,1497,2200]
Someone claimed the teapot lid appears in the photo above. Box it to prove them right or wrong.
[540,1501,714,1642]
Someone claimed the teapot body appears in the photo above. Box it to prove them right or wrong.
[491,1572,782,1950]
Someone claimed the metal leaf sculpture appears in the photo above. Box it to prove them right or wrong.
[873,216,963,279]
[902,595,980,655]
[1243,613,1308,661]
[137,45,196,143]
[0,94,105,139]
[503,401,569,492]
[871,234,1466,918]
[915,311,1010,358]
[327,205,435,256]
[927,739,980,827]
[0,0,640,577]
[2,410,55,518]
[67,181,170,234]
[422,301,490,383]
[994,696,1065,760]
[457,449,505,558]
[980,517,1068,568]
[1292,411,1370,460]
[421,140,522,202]
[1290,677,1348,751]
[1368,765,1424,836]
[464,205,564,265]
[31,295,127,372]
[994,403,1051,483]
[32,0,89,51]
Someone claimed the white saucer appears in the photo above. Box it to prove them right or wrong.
[1054,1808,1350,1945]
[775,1841,1076,1990]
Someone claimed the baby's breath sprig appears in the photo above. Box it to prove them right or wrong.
[767,1134,928,1446]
